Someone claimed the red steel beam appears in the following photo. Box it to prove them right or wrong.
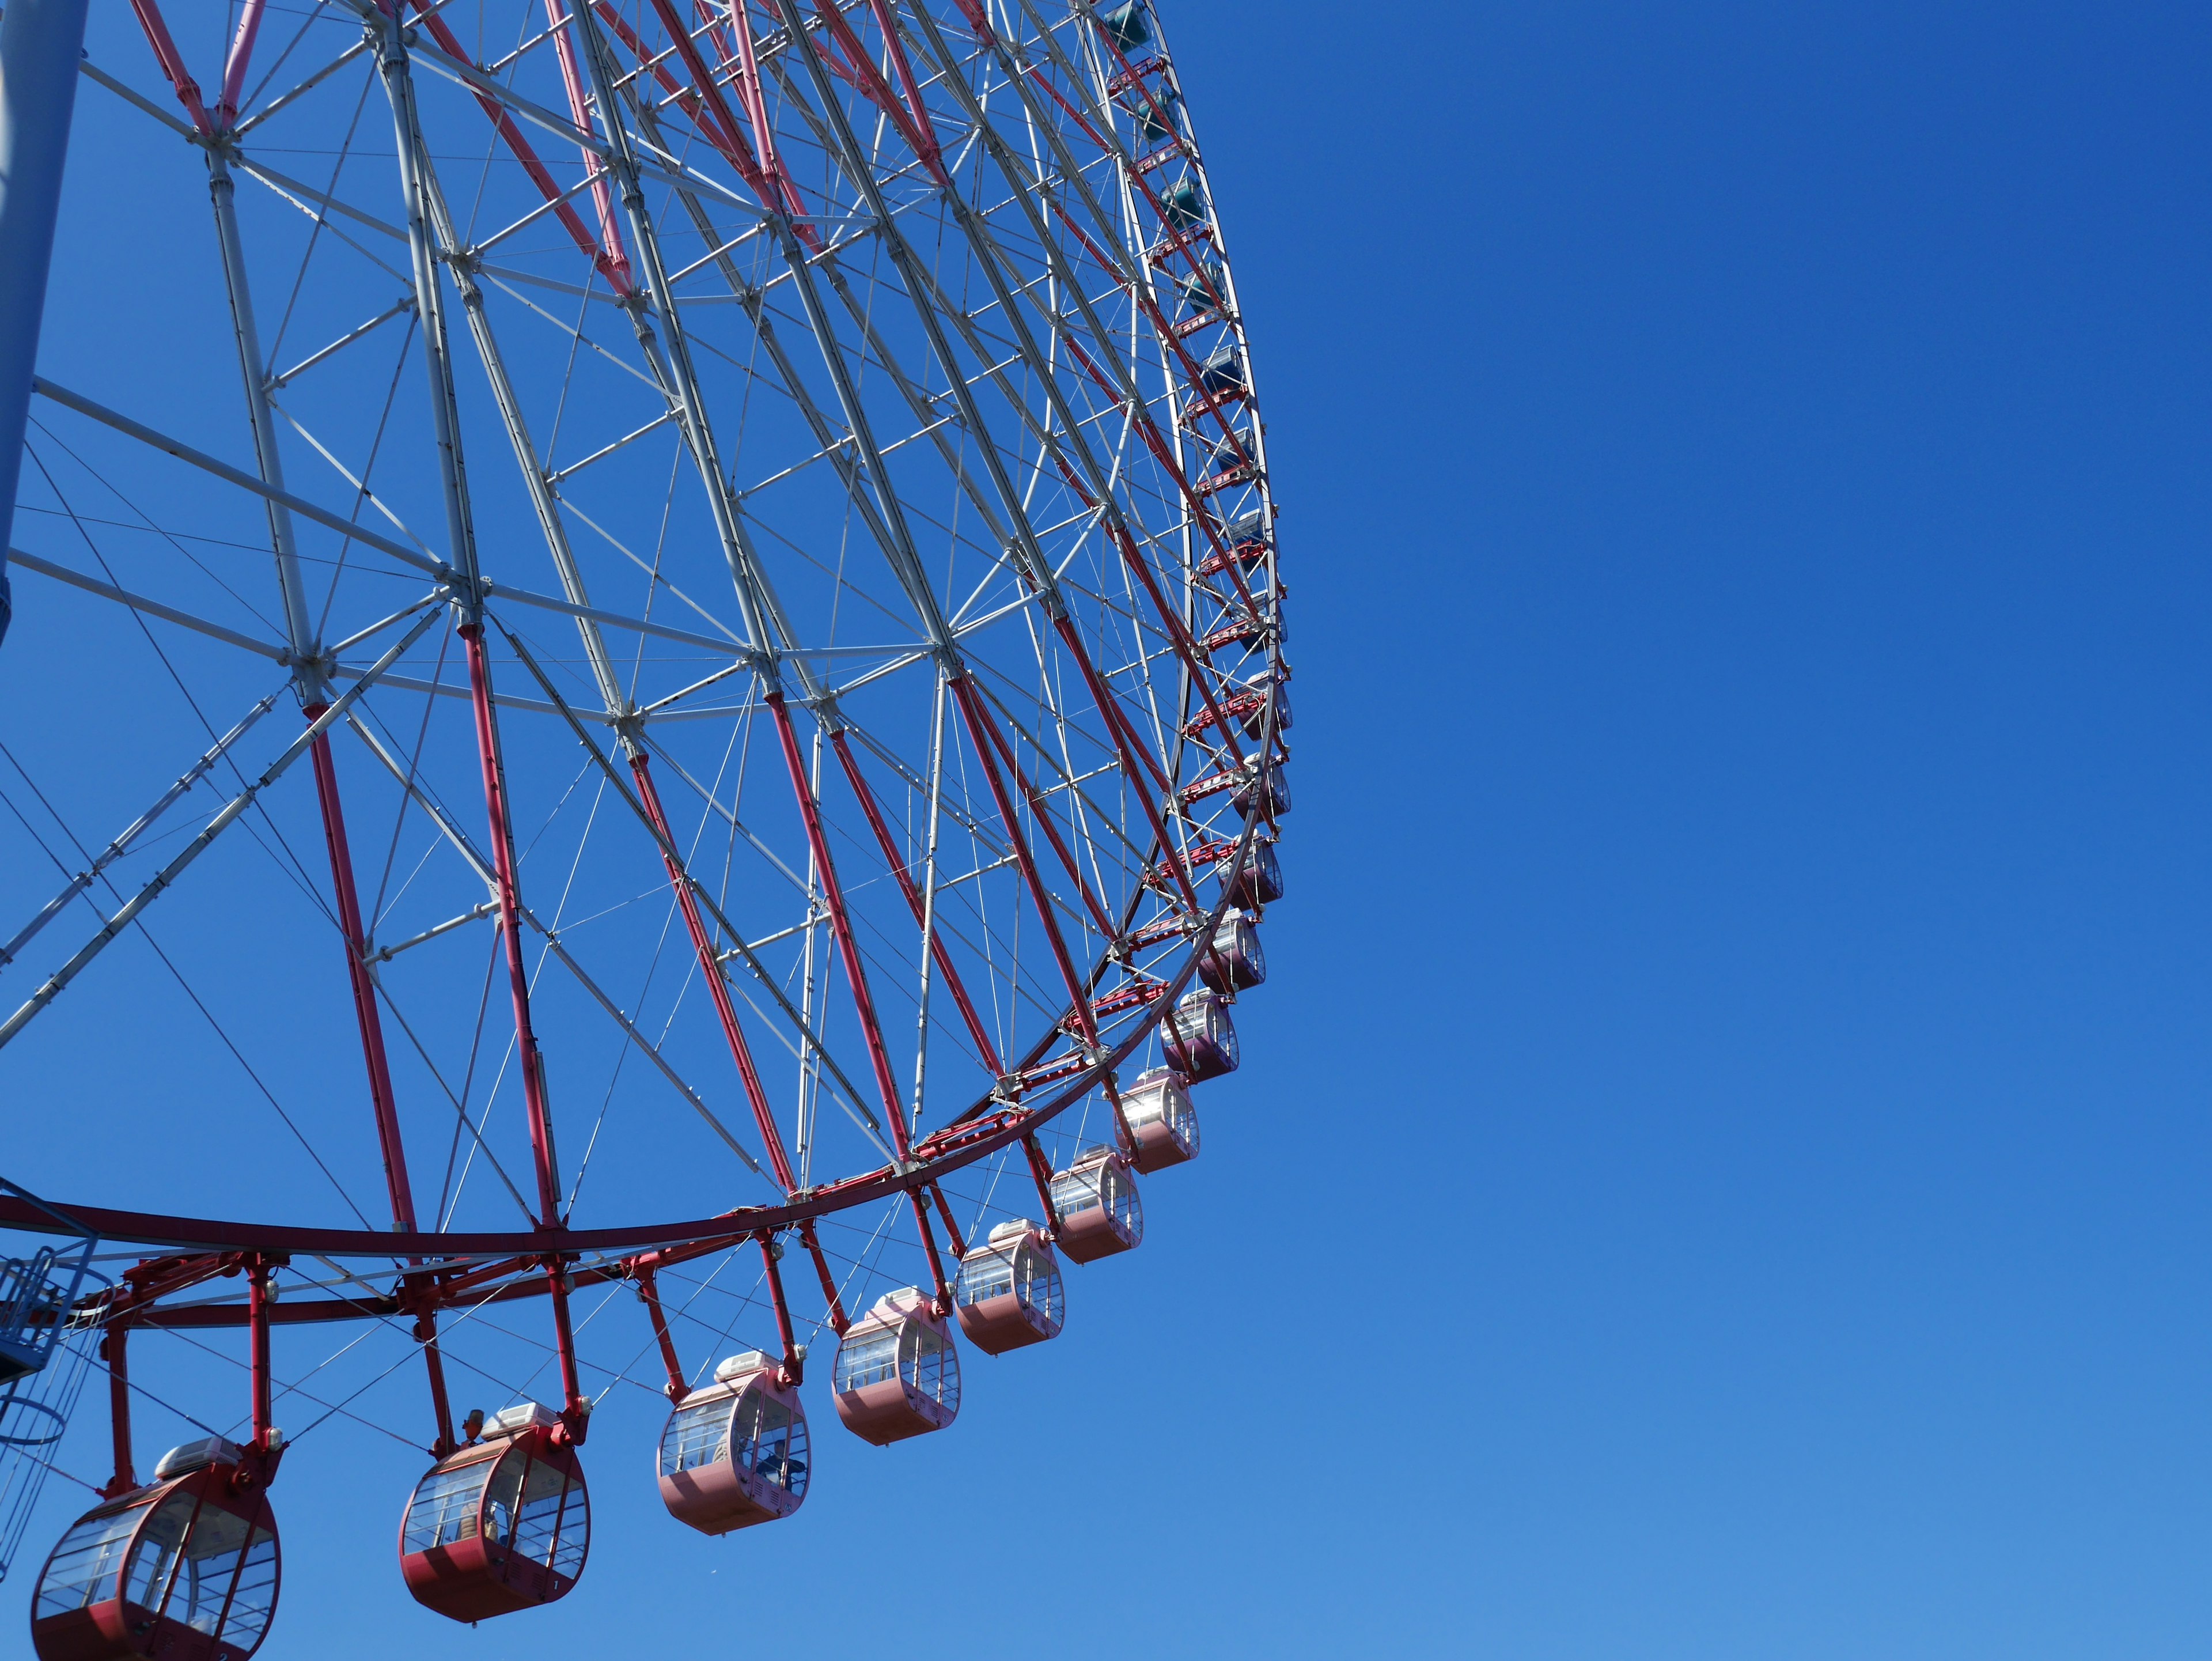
[404,0,635,293]
[460,620,588,1438]
[764,690,912,1160]
[948,676,1097,1046]
[827,729,1003,1079]
[631,751,798,1190]
[303,720,416,1230]
[126,0,212,133]
[633,1263,687,1399]
[972,693,1116,939]
[99,1326,135,1499]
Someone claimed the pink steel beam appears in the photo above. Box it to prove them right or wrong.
[408,1301,459,1455]
[860,0,943,177]
[245,1258,274,1447]
[764,690,912,1160]
[403,0,634,294]
[596,2,764,192]
[812,1,938,181]
[609,0,815,252]
[719,0,810,233]
[215,0,271,127]
[827,729,1003,1079]
[631,751,798,1191]
[541,0,632,287]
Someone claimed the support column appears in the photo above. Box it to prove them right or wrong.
[0,0,93,646]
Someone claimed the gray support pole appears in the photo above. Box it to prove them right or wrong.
[0,0,92,647]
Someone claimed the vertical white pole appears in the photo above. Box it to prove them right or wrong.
[0,0,91,646]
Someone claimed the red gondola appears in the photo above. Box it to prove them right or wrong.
[1222,837,1283,907]
[1050,1148,1145,1263]
[1230,756,1290,819]
[1161,986,1239,1082]
[1240,670,1291,740]
[953,1222,1065,1354]
[397,1403,588,1623]
[831,1289,960,1446]
[1120,1067,1200,1174]
[1196,913,1266,994]
[30,1438,279,1661]
[657,1354,809,1535]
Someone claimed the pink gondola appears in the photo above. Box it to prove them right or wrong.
[1196,913,1266,994]
[1050,1148,1145,1264]
[658,1353,809,1535]
[1120,1068,1200,1174]
[831,1289,960,1446]
[1161,986,1238,1083]
[953,1222,1066,1354]
[1230,756,1290,819]
[1222,838,1283,907]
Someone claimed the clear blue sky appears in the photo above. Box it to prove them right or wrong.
[5,3,2208,1658]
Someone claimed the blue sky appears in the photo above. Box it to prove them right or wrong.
[3,2,2208,1658]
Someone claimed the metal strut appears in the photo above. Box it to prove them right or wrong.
[98,1323,135,1499]
[372,7,586,1440]
[632,1262,686,1402]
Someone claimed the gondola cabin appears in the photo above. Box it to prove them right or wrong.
[31,1437,279,1661]
[1135,90,1181,151]
[1240,672,1290,740]
[1097,0,1150,51]
[1198,343,1247,398]
[397,1403,587,1623]
[1162,174,1208,231]
[1198,913,1266,994]
[1177,259,1229,318]
[1161,986,1240,1083]
[1120,1067,1200,1174]
[953,1223,1065,1355]
[1222,838,1283,908]
[1050,1148,1145,1264]
[832,1289,960,1446]
[658,1353,808,1535]
[1231,757,1290,819]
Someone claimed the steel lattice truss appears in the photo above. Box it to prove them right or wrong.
[0,0,1285,1640]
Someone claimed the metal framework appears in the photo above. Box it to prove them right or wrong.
[0,0,1286,1644]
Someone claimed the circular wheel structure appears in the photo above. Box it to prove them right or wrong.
[0,0,1285,1648]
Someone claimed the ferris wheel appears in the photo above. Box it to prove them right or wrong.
[0,0,1286,1650]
